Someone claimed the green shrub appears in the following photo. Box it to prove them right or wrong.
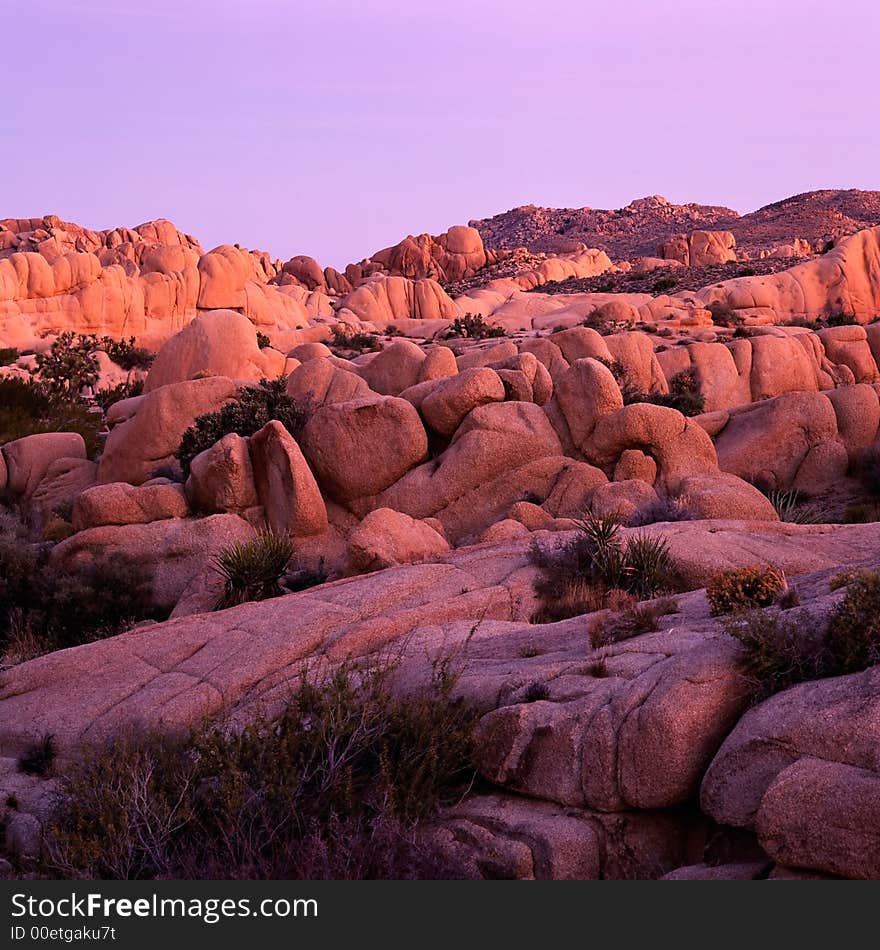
[607,363,705,417]
[45,662,477,880]
[94,379,144,413]
[330,326,381,352]
[33,332,99,397]
[256,331,272,349]
[212,530,294,609]
[825,311,857,327]
[0,539,160,659]
[824,571,880,673]
[707,565,787,616]
[728,571,880,702]
[529,513,676,622]
[0,347,19,366]
[726,611,827,702]
[442,313,506,340]
[98,336,154,370]
[651,275,678,294]
[175,378,308,476]
[0,377,102,456]
[707,302,744,328]
[589,596,678,648]
[18,734,56,777]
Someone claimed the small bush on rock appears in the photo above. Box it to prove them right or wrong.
[256,331,272,349]
[330,326,381,352]
[530,512,676,623]
[176,378,308,476]
[707,566,787,616]
[589,596,678,648]
[0,377,102,455]
[728,571,880,701]
[46,662,478,880]
[442,313,506,340]
[213,530,294,609]
[766,489,824,524]
[0,537,159,661]
[18,734,57,777]
[0,347,19,366]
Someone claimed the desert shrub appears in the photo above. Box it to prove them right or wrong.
[256,331,272,349]
[623,532,677,599]
[852,444,880,498]
[736,266,757,277]
[829,567,877,592]
[98,335,154,370]
[0,539,160,659]
[529,512,676,622]
[589,596,678,648]
[825,311,857,327]
[212,530,294,609]
[766,489,825,524]
[330,325,381,352]
[707,302,744,328]
[0,377,102,455]
[0,347,19,366]
[726,612,828,702]
[94,379,144,413]
[442,313,506,340]
[728,572,880,701]
[175,378,308,476]
[45,662,477,880]
[33,332,100,396]
[285,557,328,592]
[824,571,880,673]
[843,501,880,524]
[651,275,678,293]
[42,518,75,543]
[607,363,704,417]
[18,734,57,777]
[707,565,787,616]
[580,311,629,335]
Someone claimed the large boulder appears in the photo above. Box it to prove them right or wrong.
[285,357,371,409]
[550,358,623,453]
[97,376,238,485]
[713,391,843,492]
[144,310,285,391]
[675,473,780,522]
[371,402,563,539]
[300,396,428,504]
[701,665,880,879]
[585,403,718,491]
[421,367,505,437]
[2,433,86,500]
[357,339,427,396]
[476,635,749,811]
[72,481,188,530]
[185,433,258,514]
[347,508,449,573]
[250,421,327,537]
[27,458,97,529]
[50,514,254,611]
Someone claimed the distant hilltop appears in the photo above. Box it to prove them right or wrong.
[470,189,880,259]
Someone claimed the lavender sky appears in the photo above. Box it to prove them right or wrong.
[4,0,879,267]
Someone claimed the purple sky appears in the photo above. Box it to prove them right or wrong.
[4,0,879,268]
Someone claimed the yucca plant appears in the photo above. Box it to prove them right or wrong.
[766,489,824,524]
[623,532,675,599]
[212,530,294,609]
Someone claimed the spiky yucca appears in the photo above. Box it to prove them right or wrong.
[213,530,294,609]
